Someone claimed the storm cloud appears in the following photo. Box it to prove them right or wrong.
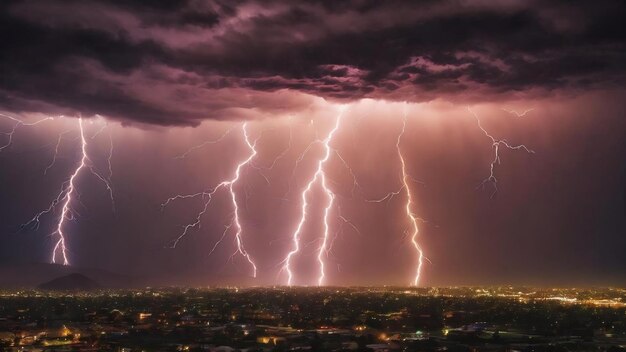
[1,0,625,125]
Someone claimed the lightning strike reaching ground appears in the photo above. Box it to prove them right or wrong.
[395,108,425,286]
[162,123,258,277]
[468,107,534,198]
[282,108,345,286]
[48,118,89,265]
[21,117,115,265]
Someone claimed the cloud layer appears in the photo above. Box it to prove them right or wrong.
[1,0,625,125]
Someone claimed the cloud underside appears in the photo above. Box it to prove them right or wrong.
[1,0,625,125]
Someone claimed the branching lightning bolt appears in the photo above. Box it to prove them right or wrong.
[326,205,361,259]
[44,130,72,175]
[48,118,89,265]
[1,113,53,152]
[282,107,346,286]
[174,125,237,159]
[250,119,293,186]
[162,123,258,277]
[21,117,115,265]
[468,107,534,198]
[502,107,534,117]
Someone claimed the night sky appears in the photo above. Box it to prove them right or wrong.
[0,0,625,286]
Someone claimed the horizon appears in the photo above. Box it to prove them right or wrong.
[1,262,625,289]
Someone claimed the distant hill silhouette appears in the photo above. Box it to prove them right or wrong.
[0,263,268,288]
[38,273,101,291]
[0,263,136,289]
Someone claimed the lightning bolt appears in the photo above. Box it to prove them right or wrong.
[49,118,89,265]
[282,107,346,286]
[162,123,258,277]
[44,130,72,175]
[106,132,114,188]
[326,205,361,261]
[91,121,115,186]
[21,117,115,265]
[468,107,534,198]
[250,118,293,186]
[174,125,237,159]
[395,107,424,286]
[0,113,53,152]
[501,107,534,117]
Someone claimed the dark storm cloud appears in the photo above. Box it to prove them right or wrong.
[1,0,625,125]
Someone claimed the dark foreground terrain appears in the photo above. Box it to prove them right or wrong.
[0,286,625,351]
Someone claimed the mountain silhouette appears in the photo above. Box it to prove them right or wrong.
[38,273,101,291]
[0,263,135,289]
